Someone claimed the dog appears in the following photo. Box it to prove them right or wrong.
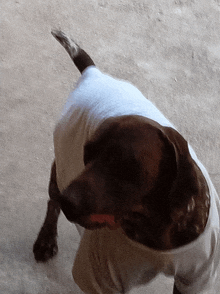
[33,30,220,294]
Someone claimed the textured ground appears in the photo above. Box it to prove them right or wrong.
[1,0,220,293]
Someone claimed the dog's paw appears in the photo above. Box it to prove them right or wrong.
[33,229,58,262]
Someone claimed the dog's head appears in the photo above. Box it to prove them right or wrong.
[56,115,206,249]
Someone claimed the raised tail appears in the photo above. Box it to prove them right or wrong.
[51,30,95,74]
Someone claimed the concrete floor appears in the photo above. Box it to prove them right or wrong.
[1,0,220,293]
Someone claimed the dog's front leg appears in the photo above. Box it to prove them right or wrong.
[33,161,61,262]
[173,284,182,294]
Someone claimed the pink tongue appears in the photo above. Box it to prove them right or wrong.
[90,214,115,225]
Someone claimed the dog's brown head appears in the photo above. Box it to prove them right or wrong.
[57,115,209,249]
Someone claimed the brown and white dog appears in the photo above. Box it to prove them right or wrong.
[33,31,219,294]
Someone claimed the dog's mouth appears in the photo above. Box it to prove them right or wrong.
[89,214,121,230]
[69,214,121,230]
[58,197,121,230]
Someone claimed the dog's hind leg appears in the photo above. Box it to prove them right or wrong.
[51,30,95,74]
[33,161,61,262]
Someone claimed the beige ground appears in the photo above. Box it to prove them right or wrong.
[1,0,220,293]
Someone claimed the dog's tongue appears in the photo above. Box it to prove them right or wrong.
[90,214,115,225]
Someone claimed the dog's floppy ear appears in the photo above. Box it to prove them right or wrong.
[84,117,118,165]
[162,127,199,209]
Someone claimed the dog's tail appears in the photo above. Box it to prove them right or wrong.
[51,30,95,74]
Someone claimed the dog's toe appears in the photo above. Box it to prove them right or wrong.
[33,232,58,262]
